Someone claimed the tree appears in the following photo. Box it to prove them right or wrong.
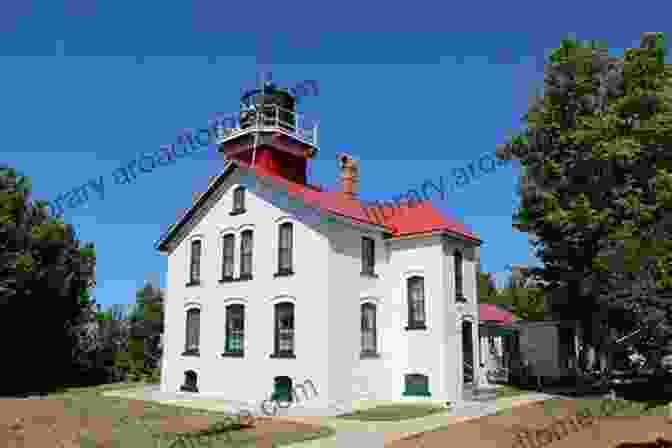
[0,165,97,394]
[496,33,672,367]
[114,281,164,381]
[479,270,546,321]
[498,276,546,322]
[478,272,500,304]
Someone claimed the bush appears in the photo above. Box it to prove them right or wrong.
[144,368,161,384]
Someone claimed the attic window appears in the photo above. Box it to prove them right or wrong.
[231,186,246,215]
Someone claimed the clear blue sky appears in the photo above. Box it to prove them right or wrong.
[2,3,664,310]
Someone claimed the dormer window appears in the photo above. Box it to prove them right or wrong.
[231,186,246,215]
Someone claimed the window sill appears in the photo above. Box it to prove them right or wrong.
[270,353,296,359]
[404,324,428,331]
[180,385,199,393]
[360,352,380,359]
[274,270,294,277]
[221,352,244,358]
[185,281,201,287]
[402,391,432,397]
[219,275,253,283]
[360,272,379,278]
[229,209,246,216]
[181,350,200,357]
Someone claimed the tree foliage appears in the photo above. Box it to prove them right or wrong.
[0,165,97,394]
[478,271,546,321]
[114,282,164,382]
[496,33,672,347]
[478,272,499,304]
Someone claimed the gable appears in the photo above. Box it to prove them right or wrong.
[156,165,336,254]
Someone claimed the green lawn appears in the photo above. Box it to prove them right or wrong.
[494,385,530,399]
[10,382,335,447]
[337,403,447,421]
[540,397,671,417]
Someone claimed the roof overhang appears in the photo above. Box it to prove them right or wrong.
[386,230,482,244]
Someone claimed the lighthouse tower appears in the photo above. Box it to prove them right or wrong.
[212,81,319,185]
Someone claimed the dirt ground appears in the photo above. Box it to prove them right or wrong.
[0,397,328,448]
[387,399,672,448]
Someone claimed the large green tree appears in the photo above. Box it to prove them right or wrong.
[0,165,97,394]
[115,282,164,381]
[496,33,672,364]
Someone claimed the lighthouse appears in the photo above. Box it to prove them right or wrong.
[212,81,319,186]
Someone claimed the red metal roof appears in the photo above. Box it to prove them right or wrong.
[237,161,480,240]
[479,303,516,324]
[156,160,482,250]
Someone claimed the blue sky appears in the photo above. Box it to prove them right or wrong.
[2,3,665,310]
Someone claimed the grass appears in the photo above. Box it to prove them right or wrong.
[540,397,671,417]
[494,385,530,399]
[337,403,447,421]
[4,382,335,447]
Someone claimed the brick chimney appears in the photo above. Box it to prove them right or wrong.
[337,153,359,197]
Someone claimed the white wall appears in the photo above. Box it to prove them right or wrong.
[158,166,482,406]
[160,170,332,404]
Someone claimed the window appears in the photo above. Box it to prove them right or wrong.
[224,304,244,356]
[180,370,198,392]
[222,234,235,280]
[188,240,202,285]
[406,276,426,329]
[361,237,376,276]
[277,223,293,275]
[361,303,377,356]
[455,251,465,302]
[272,302,295,357]
[403,373,431,397]
[240,230,253,279]
[232,186,246,214]
[184,308,200,355]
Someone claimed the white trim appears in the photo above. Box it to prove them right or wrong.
[268,295,297,305]
[402,268,425,279]
[236,223,256,232]
[359,296,382,305]
[184,301,202,310]
[222,297,248,306]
